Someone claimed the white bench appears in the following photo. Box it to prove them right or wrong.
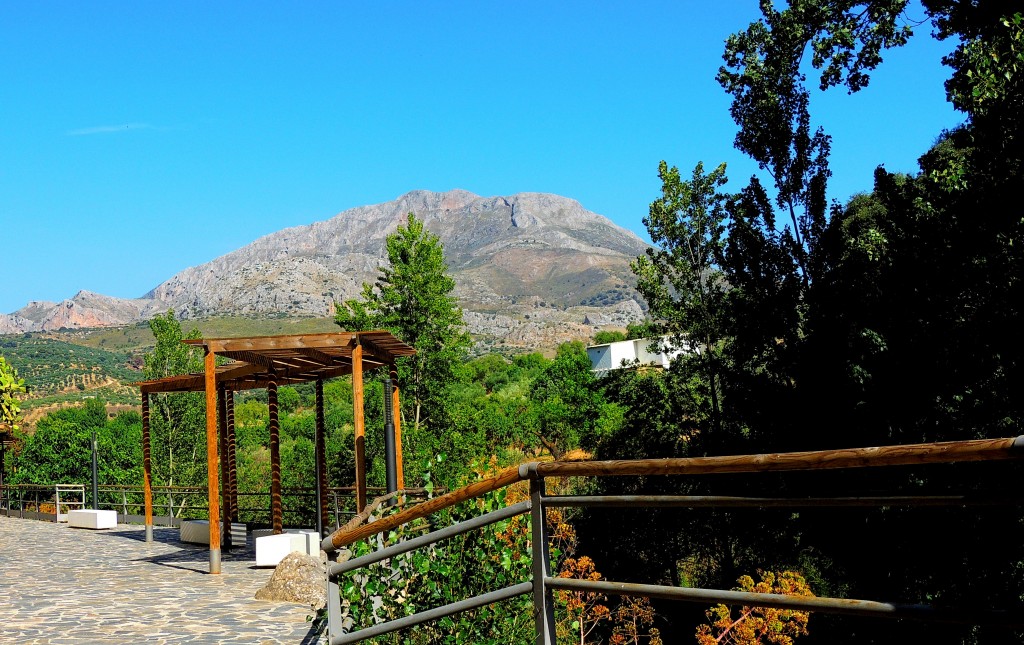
[180,519,247,545]
[68,509,118,530]
[255,530,320,567]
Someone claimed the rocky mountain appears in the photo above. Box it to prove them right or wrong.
[6,190,650,348]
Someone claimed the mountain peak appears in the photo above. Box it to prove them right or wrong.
[5,191,649,347]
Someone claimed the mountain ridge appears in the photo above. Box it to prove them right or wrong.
[5,190,649,348]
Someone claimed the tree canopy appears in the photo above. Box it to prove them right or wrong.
[335,212,471,433]
[0,355,27,433]
[588,2,1024,642]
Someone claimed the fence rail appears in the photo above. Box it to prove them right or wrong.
[323,435,1024,644]
[0,483,383,530]
[0,484,86,522]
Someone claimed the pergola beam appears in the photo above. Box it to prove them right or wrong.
[226,390,238,522]
[391,367,405,490]
[353,343,367,512]
[218,388,232,549]
[269,377,283,534]
[188,332,359,354]
[315,379,329,535]
[295,346,339,366]
[204,349,222,574]
[142,393,153,542]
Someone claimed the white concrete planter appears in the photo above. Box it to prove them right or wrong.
[68,509,117,530]
[255,530,320,567]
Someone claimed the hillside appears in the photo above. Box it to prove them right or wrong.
[0,317,349,419]
[0,335,141,415]
[2,190,649,348]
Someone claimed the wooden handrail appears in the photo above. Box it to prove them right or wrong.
[324,465,522,551]
[534,436,1024,478]
[321,435,1024,552]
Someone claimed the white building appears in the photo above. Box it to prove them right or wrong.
[586,336,688,377]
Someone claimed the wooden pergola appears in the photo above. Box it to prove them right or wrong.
[135,331,415,574]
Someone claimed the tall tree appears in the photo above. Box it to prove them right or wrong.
[712,0,915,451]
[335,213,471,433]
[143,310,207,488]
[633,161,729,436]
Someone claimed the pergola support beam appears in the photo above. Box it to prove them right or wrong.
[226,391,238,522]
[218,388,231,549]
[315,379,329,536]
[391,367,404,490]
[353,344,367,512]
[269,377,283,534]
[204,349,222,574]
[142,393,153,543]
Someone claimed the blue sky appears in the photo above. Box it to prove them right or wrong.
[1,2,962,315]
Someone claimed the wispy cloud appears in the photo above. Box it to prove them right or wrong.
[67,123,154,136]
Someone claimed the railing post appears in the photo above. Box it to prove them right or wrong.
[327,568,343,643]
[530,476,556,645]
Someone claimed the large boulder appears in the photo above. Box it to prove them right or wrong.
[254,551,327,610]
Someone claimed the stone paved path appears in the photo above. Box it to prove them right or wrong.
[0,515,324,644]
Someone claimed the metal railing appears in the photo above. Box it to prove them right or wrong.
[321,435,1024,644]
[0,484,86,522]
[0,483,384,530]
[92,484,381,528]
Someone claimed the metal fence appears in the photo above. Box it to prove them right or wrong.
[0,483,378,530]
[0,484,86,522]
[321,435,1024,644]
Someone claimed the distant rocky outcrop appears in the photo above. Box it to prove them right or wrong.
[0,313,29,335]
[5,292,164,333]
[5,190,649,347]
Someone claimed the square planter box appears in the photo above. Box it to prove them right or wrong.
[68,509,117,530]
[255,530,320,567]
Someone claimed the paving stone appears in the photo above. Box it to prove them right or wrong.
[0,516,324,644]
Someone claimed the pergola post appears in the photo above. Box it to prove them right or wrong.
[141,393,153,543]
[226,391,238,522]
[352,342,367,512]
[217,388,231,549]
[315,378,329,536]
[383,377,398,496]
[268,376,283,534]
[391,366,405,490]
[204,349,221,574]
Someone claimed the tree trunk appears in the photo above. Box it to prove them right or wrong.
[539,434,563,460]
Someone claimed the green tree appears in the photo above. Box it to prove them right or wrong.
[598,5,1024,643]
[593,330,627,344]
[11,399,140,488]
[633,161,729,436]
[335,213,471,433]
[143,310,207,488]
[0,355,27,432]
[529,341,604,459]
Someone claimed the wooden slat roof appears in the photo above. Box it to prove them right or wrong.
[135,331,415,394]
